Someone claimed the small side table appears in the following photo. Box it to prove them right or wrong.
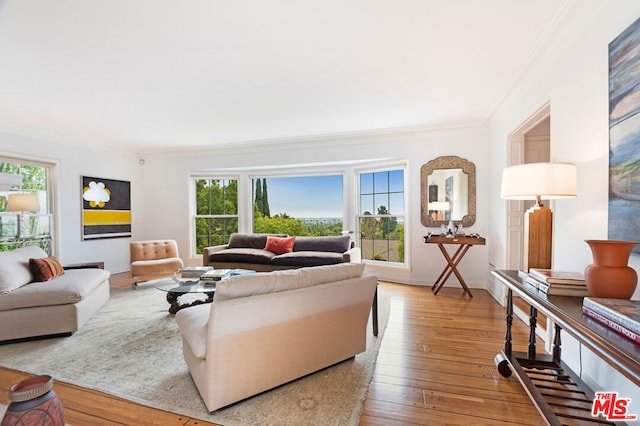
[423,235,486,297]
[63,261,105,270]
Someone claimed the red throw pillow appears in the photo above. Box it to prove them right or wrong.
[29,256,65,282]
[265,236,296,255]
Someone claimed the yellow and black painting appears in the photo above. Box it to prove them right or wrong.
[81,176,131,240]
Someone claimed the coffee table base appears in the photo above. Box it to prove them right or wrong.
[166,291,214,314]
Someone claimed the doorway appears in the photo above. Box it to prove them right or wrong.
[505,103,551,271]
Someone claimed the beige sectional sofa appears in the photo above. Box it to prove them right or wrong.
[175,263,377,412]
[0,246,110,343]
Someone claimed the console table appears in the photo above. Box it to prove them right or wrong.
[492,270,639,425]
[423,235,486,297]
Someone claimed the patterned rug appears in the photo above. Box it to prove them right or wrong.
[0,284,389,426]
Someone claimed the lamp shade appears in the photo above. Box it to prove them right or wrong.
[7,193,40,212]
[428,201,450,211]
[500,162,577,200]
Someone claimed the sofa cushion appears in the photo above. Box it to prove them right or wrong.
[270,251,344,267]
[215,269,304,301]
[0,246,48,294]
[0,268,110,312]
[210,248,276,265]
[293,236,350,253]
[228,233,287,249]
[30,256,65,282]
[297,263,365,287]
[175,303,209,359]
[214,263,365,302]
[265,236,296,254]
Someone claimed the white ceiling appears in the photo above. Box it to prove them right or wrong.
[0,0,570,153]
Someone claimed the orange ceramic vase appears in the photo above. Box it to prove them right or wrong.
[1,375,65,426]
[584,240,639,299]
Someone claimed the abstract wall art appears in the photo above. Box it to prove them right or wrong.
[608,16,640,253]
[81,176,131,240]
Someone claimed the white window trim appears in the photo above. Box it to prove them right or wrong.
[354,161,409,268]
[189,159,408,265]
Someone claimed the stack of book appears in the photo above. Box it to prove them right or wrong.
[526,268,588,296]
[582,297,640,344]
[180,266,213,279]
[200,269,233,285]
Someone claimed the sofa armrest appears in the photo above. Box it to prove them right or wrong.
[343,246,361,263]
[202,244,229,265]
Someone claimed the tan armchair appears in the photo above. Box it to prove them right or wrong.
[130,240,183,289]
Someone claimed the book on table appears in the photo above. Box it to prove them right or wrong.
[200,269,233,282]
[180,266,213,278]
[526,269,588,296]
[528,268,586,285]
[582,305,640,345]
[582,297,640,334]
[199,269,254,284]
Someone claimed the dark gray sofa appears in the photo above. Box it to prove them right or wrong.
[202,233,361,272]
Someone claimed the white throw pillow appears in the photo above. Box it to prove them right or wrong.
[0,245,48,294]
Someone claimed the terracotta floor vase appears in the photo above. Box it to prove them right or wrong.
[1,375,65,426]
[584,239,639,299]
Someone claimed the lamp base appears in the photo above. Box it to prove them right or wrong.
[524,204,552,271]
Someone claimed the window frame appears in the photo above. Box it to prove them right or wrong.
[355,163,408,267]
[190,175,240,257]
[0,154,58,255]
[189,160,408,268]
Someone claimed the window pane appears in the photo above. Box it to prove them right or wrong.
[252,175,343,236]
[0,160,51,253]
[374,194,389,214]
[360,173,373,194]
[373,171,388,193]
[389,193,404,215]
[194,178,238,255]
[360,194,373,214]
[389,169,404,192]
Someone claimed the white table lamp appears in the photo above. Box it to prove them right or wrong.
[7,193,40,237]
[500,162,577,270]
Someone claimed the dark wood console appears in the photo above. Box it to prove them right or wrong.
[492,270,639,425]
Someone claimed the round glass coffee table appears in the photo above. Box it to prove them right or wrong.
[153,276,216,314]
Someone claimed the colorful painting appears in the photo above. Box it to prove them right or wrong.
[81,176,131,240]
[609,17,640,253]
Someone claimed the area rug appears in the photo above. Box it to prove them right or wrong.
[0,285,389,426]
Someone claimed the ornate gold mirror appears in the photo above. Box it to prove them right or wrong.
[420,156,476,227]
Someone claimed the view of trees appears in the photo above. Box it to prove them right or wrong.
[0,162,47,211]
[252,179,342,237]
[194,179,238,253]
[0,161,49,252]
[359,206,404,263]
[194,175,404,264]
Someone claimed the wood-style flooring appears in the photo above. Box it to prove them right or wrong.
[0,273,545,425]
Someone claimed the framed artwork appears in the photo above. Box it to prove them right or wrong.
[81,176,131,240]
[608,17,640,253]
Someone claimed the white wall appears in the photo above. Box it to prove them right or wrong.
[1,131,140,272]
[487,0,640,413]
[141,126,490,287]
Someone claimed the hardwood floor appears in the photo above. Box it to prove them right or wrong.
[0,273,544,425]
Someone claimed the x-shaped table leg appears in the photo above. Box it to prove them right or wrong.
[432,243,474,297]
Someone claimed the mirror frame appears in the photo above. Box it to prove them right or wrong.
[420,155,476,228]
